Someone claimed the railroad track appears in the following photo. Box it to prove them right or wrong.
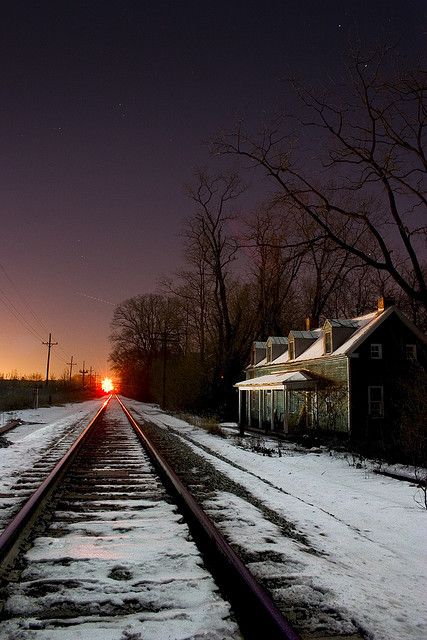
[0,396,299,640]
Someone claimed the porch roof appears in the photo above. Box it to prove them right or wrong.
[235,370,314,390]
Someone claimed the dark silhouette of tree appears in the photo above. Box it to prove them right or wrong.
[213,51,427,317]
[183,169,255,414]
[243,205,303,335]
[110,294,185,402]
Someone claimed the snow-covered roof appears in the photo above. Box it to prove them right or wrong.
[271,349,290,365]
[294,310,381,360]
[254,356,267,368]
[253,341,267,348]
[247,306,423,368]
[334,309,390,355]
[235,370,312,389]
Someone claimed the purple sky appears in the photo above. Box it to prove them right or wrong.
[0,1,425,378]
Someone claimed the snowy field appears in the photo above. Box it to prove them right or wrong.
[0,397,426,640]
[0,400,102,498]
[125,399,427,640]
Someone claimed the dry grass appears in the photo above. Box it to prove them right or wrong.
[178,412,226,438]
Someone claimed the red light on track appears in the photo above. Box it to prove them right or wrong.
[101,377,114,393]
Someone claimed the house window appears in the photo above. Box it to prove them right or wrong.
[368,386,384,417]
[288,341,295,360]
[405,344,417,360]
[324,331,332,354]
[370,343,382,359]
[267,345,272,362]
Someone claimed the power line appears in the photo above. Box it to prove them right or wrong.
[0,264,110,376]
[0,263,73,365]
[0,286,45,342]
[0,262,50,335]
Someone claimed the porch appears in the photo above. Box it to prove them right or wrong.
[235,371,318,433]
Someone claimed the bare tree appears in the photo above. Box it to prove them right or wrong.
[292,208,384,323]
[183,169,254,413]
[244,204,303,335]
[109,294,185,400]
[213,51,427,316]
[162,239,212,366]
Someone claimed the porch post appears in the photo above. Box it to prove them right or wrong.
[248,390,252,426]
[271,390,274,431]
[258,390,262,429]
[283,387,289,434]
[238,389,245,436]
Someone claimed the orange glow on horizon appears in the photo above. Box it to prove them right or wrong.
[101,377,114,393]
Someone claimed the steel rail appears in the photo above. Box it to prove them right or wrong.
[117,396,301,640]
[0,396,112,569]
[0,419,22,436]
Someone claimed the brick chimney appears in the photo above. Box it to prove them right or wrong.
[305,317,318,330]
[377,296,395,314]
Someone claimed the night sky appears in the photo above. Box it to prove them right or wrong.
[0,1,425,378]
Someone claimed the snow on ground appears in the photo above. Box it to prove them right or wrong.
[126,400,427,640]
[0,400,102,497]
[1,396,425,639]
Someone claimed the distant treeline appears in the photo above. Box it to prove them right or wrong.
[0,379,99,413]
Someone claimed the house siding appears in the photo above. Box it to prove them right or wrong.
[349,313,427,452]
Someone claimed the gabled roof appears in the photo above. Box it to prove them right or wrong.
[394,309,427,346]
[326,319,359,329]
[267,336,288,345]
[334,309,392,355]
[246,306,425,370]
[296,310,379,360]
[289,329,320,339]
[334,306,427,354]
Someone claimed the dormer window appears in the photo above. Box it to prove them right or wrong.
[267,344,272,363]
[370,344,382,359]
[324,331,332,354]
[288,341,295,360]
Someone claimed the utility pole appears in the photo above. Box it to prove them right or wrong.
[66,355,77,382]
[152,327,181,409]
[33,387,39,409]
[88,366,93,389]
[42,333,58,386]
[79,361,89,388]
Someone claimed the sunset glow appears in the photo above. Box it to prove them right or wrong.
[101,377,114,393]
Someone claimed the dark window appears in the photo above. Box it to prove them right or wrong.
[405,344,417,360]
[267,345,272,362]
[368,386,384,417]
[324,331,332,354]
[288,341,295,360]
[370,343,382,359]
